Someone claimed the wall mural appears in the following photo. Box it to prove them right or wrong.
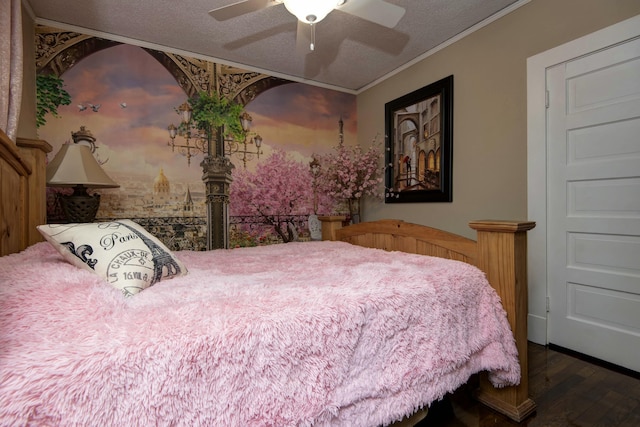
[36,26,357,250]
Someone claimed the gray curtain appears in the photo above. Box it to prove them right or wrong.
[0,0,23,142]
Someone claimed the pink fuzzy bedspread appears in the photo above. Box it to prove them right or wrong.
[0,241,519,427]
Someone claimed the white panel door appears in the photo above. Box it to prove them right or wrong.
[546,36,640,372]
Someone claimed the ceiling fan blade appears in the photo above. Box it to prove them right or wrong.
[337,0,405,28]
[222,22,294,50]
[208,0,278,21]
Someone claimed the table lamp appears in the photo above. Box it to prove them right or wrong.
[46,142,119,223]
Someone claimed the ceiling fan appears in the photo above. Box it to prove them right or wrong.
[209,0,406,51]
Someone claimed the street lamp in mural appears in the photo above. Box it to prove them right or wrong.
[167,102,207,166]
[225,111,263,169]
[309,157,321,214]
[168,97,262,169]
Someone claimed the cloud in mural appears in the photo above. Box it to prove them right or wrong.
[247,83,356,156]
[250,83,356,132]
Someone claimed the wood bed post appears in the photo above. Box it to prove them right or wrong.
[318,216,346,241]
[1,131,31,256]
[17,138,52,246]
[468,220,537,422]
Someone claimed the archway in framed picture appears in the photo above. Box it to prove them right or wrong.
[384,75,453,203]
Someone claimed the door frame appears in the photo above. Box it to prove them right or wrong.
[526,14,640,345]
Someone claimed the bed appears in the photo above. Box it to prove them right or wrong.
[0,129,536,425]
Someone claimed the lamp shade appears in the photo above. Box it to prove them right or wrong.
[47,143,119,188]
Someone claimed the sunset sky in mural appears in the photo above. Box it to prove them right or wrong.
[38,44,357,195]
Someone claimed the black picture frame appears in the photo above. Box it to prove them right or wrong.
[384,75,453,203]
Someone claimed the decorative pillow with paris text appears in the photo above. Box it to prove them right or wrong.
[37,220,187,296]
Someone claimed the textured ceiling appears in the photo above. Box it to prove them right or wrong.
[26,0,524,93]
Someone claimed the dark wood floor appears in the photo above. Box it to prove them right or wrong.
[421,342,640,427]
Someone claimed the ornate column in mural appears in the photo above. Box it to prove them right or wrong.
[200,64,287,249]
[201,152,233,249]
[200,64,231,250]
[160,59,288,249]
[162,58,233,250]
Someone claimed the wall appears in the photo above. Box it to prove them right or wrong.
[358,0,640,239]
[34,30,357,249]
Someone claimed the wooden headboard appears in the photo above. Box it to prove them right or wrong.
[0,129,50,256]
[334,218,478,264]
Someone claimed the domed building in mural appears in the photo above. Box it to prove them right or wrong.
[143,168,200,215]
[154,168,171,194]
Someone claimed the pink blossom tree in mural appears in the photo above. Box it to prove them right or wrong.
[314,137,383,223]
[231,149,330,243]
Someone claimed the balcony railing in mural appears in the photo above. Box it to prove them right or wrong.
[131,216,208,251]
[47,190,313,250]
[131,215,313,251]
[230,214,312,247]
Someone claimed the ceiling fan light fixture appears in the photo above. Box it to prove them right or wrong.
[282,0,338,24]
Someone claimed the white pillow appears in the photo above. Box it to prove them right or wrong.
[37,220,188,296]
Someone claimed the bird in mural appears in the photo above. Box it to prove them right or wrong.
[88,103,101,112]
[78,104,87,112]
[120,102,127,109]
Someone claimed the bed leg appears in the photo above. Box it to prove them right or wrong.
[318,215,346,241]
[468,220,537,422]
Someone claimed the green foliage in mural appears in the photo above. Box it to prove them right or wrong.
[187,91,245,141]
[36,74,72,128]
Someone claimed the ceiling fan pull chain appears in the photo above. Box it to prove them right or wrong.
[310,23,315,51]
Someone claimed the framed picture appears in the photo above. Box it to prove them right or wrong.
[384,75,453,203]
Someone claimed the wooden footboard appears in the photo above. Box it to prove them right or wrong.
[322,217,536,422]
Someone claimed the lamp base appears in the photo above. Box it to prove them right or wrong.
[59,187,100,223]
